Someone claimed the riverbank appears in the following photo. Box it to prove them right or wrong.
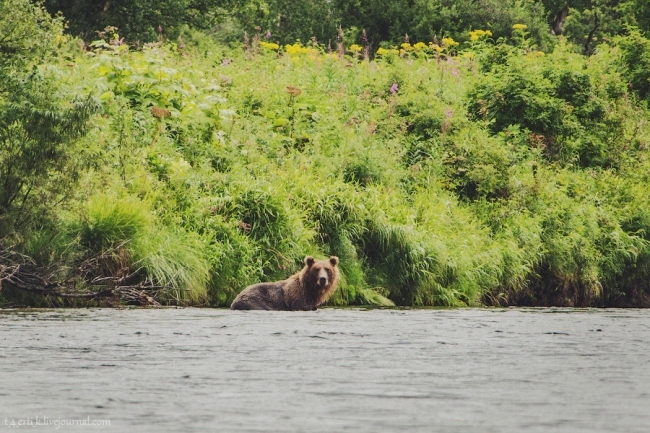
[3,17,650,307]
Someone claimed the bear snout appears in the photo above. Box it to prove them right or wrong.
[319,276,327,286]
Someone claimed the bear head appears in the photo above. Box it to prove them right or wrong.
[302,255,339,293]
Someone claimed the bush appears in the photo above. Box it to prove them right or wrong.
[467,44,623,167]
[0,0,96,242]
[618,30,650,103]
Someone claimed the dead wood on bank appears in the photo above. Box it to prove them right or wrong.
[0,248,168,307]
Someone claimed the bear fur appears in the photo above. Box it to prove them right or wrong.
[230,256,339,311]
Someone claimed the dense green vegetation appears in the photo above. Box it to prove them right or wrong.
[1,0,650,307]
[43,0,650,51]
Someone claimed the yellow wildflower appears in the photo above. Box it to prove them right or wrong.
[349,44,362,53]
[401,42,412,51]
[512,24,528,30]
[413,42,427,50]
[284,43,319,57]
[442,37,458,47]
[260,41,279,50]
[376,47,399,56]
[468,29,493,41]
[285,43,302,55]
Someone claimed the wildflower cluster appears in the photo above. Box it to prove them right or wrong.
[260,41,279,50]
[442,37,458,47]
[284,43,319,57]
[378,39,455,58]
[376,47,399,56]
[349,44,362,53]
[468,29,492,41]
[512,24,528,30]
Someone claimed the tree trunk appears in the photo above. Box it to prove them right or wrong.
[583,10,600,55]
[551,6,570,35]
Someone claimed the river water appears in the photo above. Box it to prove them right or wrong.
[1,308,649,432]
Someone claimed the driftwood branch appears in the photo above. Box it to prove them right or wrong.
[0,247,173,307]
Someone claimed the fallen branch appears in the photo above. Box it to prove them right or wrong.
[0,248,175,307]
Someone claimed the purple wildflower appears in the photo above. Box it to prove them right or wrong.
[390,82,398,94]
[266,31,271,39]
[405,33,409,43]
[446,109,452,118]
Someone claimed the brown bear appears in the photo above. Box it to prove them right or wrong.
[230,256,339,311]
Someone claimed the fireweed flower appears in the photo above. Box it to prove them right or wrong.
[265,31,271,39]
[390,83,398,94]
[362,29,370,61]
[446,109,452,118]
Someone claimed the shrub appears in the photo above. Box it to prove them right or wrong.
[618,30,650,103]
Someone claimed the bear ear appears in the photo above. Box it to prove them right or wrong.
[304,256,315,267]
[329,256,339,266]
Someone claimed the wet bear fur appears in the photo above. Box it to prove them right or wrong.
[230,256,339,311]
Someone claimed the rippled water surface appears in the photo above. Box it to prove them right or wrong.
[1,308,649,432]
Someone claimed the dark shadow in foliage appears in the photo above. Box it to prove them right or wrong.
[44,0,217,43]
[343,157,382,188]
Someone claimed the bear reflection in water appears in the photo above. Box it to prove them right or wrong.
[230,256,339,311]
